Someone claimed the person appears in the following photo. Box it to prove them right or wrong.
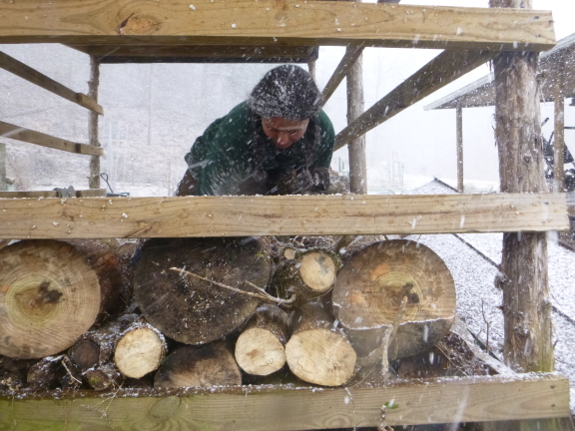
[176,65,335,196]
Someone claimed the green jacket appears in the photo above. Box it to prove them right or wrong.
[184,102,335,196]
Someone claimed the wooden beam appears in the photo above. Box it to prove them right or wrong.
[68,44,318,63]
[456,106,464,192]
[0,193,567,239]
[88,57,101,189]
[0,143,5,192]
[335,50,497,150]
[0,121,104,156]
[0,50,103,115]
[553,83,565,192]
[322,46,364,105]
[0,1,555,51]
[0,374,569,429]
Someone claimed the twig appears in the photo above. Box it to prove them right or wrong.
[169,267,296,306]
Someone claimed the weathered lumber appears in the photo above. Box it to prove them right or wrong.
[114,322,167,379]
[0,121,104,156]
[88,56,101,189]
[133,238,272,345]
[0,193,567,239]
[321,46,364,105]
[0,239,128,359]
[332,240,456,367]
[335,49,498,149]
[0,1,554,50]
[271,248,340,304]
[285,302,356,386]
[456,106,464,192]
[234,305,290,376]
[0,50,103,115]
[491,0,554,376]
[154,341,242,389]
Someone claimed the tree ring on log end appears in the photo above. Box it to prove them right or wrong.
[0,240,101,359]
[299,251,337,293]
[332,240,456,360]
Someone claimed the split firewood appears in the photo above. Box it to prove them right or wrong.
[133,238,272,345]
[285,302,356,387]
[0,239,130,359]
[234,305,290,376]
[271,248,341,305]
[331,240,456,369]
[154,340,242,389]
[114,321,167,379]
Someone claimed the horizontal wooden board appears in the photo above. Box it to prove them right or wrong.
[0,193,567,239]
[0,51,103,114]
[0,121,104,156]
[68,44,318,63]
[0,374,569,429]
[0,1,555,51]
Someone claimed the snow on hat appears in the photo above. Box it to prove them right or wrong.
[248,65,322,121]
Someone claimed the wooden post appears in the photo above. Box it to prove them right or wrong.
[553,80,565,192]
[456,106,464,192]
[308,60,316,82]
[88,56,101,189]
[346,47,367,194]
[0,142,6,191]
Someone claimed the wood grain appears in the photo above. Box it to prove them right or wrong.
[0,373,569,429]
[0,51,103,115]
[0,1,555,51]
[0,121,104,156]
[0,189,106,198]
[0,193,567,239]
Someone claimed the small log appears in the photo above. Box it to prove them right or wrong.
[234,305,290,376]
[0,239,129,359]
[285,302,356,387]
[154,341,242,389]
[0,356,32,390]
[271,248,340,304]
[84,362,122,391]
[114,322,167,379]
[27,355,81,390]
[332,240,456,367]
[134,238,272,345]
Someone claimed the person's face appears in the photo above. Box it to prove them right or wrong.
[261,117,310,149]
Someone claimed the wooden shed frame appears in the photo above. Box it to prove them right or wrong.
[0,1,572,429]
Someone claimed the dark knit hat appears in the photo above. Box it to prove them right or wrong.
[247,65,322,121]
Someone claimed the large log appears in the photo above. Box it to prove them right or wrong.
[331,240,456,368]
[285,302,356,386]
[0,239,129,359]
[133,238,272,345]
[154,341,242,389]
[234,305,290,376]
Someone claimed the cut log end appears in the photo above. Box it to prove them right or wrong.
[299,251,337,294]
[0,240,101,359]
[114,327,165,379]
[286,328,356,387]
[235,327,286,376]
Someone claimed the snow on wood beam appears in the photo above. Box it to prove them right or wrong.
[322,46,364,105]
[335,50,496,150]
[0,189,106,198]
[0,373,569,429]
[0,121,104,156]
[0,51,103,115]
[0,193,567,239]
[0,1,555,51]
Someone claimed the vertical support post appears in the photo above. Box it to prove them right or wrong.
[308,60,316,82]
[88,55,101,189]
[346,47,367,194]
[456,106,464,192]
[0,142,6,191]
[553,82,565,192]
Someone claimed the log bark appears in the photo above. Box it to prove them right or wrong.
[114,321,166,379]
[234,305,290,376]
[490,0,554,374]
[27,355,82,390]
[0,356,32,390]
[154,341,242,388]
[271,248,340,304]
[0,239,128,359]
[133,237,272,345]
[332,240,456,367]
[285,302,356,386]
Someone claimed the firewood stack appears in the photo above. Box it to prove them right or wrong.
[0,236,456,391]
